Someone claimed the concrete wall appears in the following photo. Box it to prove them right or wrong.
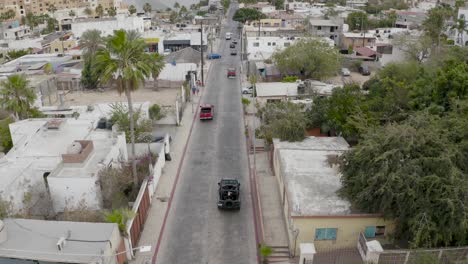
[291,217,395,252]
[48,175,102,211]
[71,16,144,37]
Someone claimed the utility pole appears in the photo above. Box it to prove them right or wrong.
[361,15,365,47]
[200,19,205,86]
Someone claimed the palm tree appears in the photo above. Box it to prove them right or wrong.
[143,3,152,15]
[84,7,93,17]
[95,4,104,18]
[95,30,165,190]
[128,5,137,15]
[79,29,104,57]
[25,12,37,29]
[107,6,117,17]
[0,74,36,120]
[47,4,57,15]
[80,30,104,89]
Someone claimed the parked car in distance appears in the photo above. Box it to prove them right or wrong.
[225,32,232,40]
[359,65,371,76]
[207,53,222,59]
[341,68,351,76]
[242,86,253,94]
[199,104,214,120]
[232,39,238,44]
[230,49,237,55]
[229,43,235,48]
[227,68,236,78]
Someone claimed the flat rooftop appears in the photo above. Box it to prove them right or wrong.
[49,131,116,179]
[274,137,351,216]
[0,218,118,263]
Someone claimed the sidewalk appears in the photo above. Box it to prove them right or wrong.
[130,92,202,264]
[242,72,291,261]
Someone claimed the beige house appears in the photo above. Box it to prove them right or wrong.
[0,0,119,16]
[272,137,394,255]
[340,32,376,50]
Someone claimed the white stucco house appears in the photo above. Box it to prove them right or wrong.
[0,102,159,213]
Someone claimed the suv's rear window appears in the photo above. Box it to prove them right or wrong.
[201,108,212,113]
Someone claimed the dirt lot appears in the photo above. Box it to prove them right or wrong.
[327,72,375,87]
[61,87,181,108]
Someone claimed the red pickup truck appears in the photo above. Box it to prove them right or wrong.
[227,68,236,78]
[199,104,214,120]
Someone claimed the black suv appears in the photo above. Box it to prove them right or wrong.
[359,65,371,76]
[217,179,240,210]
[229,43,235,48]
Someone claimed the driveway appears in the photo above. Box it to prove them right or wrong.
[155,4,258,264]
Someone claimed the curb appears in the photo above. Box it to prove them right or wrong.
[151,77,207,264]
[240,69,262,264]
[151,55,216,264]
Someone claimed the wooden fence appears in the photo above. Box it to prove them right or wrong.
[127,180,151,249]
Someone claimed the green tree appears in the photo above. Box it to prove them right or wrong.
[143,2,152,15]
[169,10,179,23]
[42,17,58,34]
[339,112,468,248]
[272,39,341,80]
[47,4,57,14]
[422,7,451,46]
[95,30,165,190]
[105,208,135,234]
[392,34,432,63]
[79,29,104,57]
[268,0,284,10]
[222,0,231,13]
[128,5,137,15]
[95,4,104,17]
[109,102,152,142]
[257,101,307,143]
[68,10,76,17]
[179,5,188,16]
[233,8,266,23]
[25,12,37,29]
[6,49,30,61]
[148,104,165,121]
[84,7,93,16]
[81,59,101,89]
[346,11,368,31]
[0,74,37,120]
[0,9,16,22]
[174,2,180,9]
[79,29,105,89]
[323,84,366,137]
[260,244,273,264]
[107,6,117,17]
[0,117,14,152]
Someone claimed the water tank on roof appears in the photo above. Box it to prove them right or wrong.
[97,118,107,129]
[67,142,82,154]
[0,220,7,244]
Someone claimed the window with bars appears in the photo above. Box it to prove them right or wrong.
[315,228,337,240]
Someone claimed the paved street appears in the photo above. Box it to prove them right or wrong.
[154,5,258,264]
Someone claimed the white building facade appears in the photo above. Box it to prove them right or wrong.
[71,15,145,37]
[455,8,468,46]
